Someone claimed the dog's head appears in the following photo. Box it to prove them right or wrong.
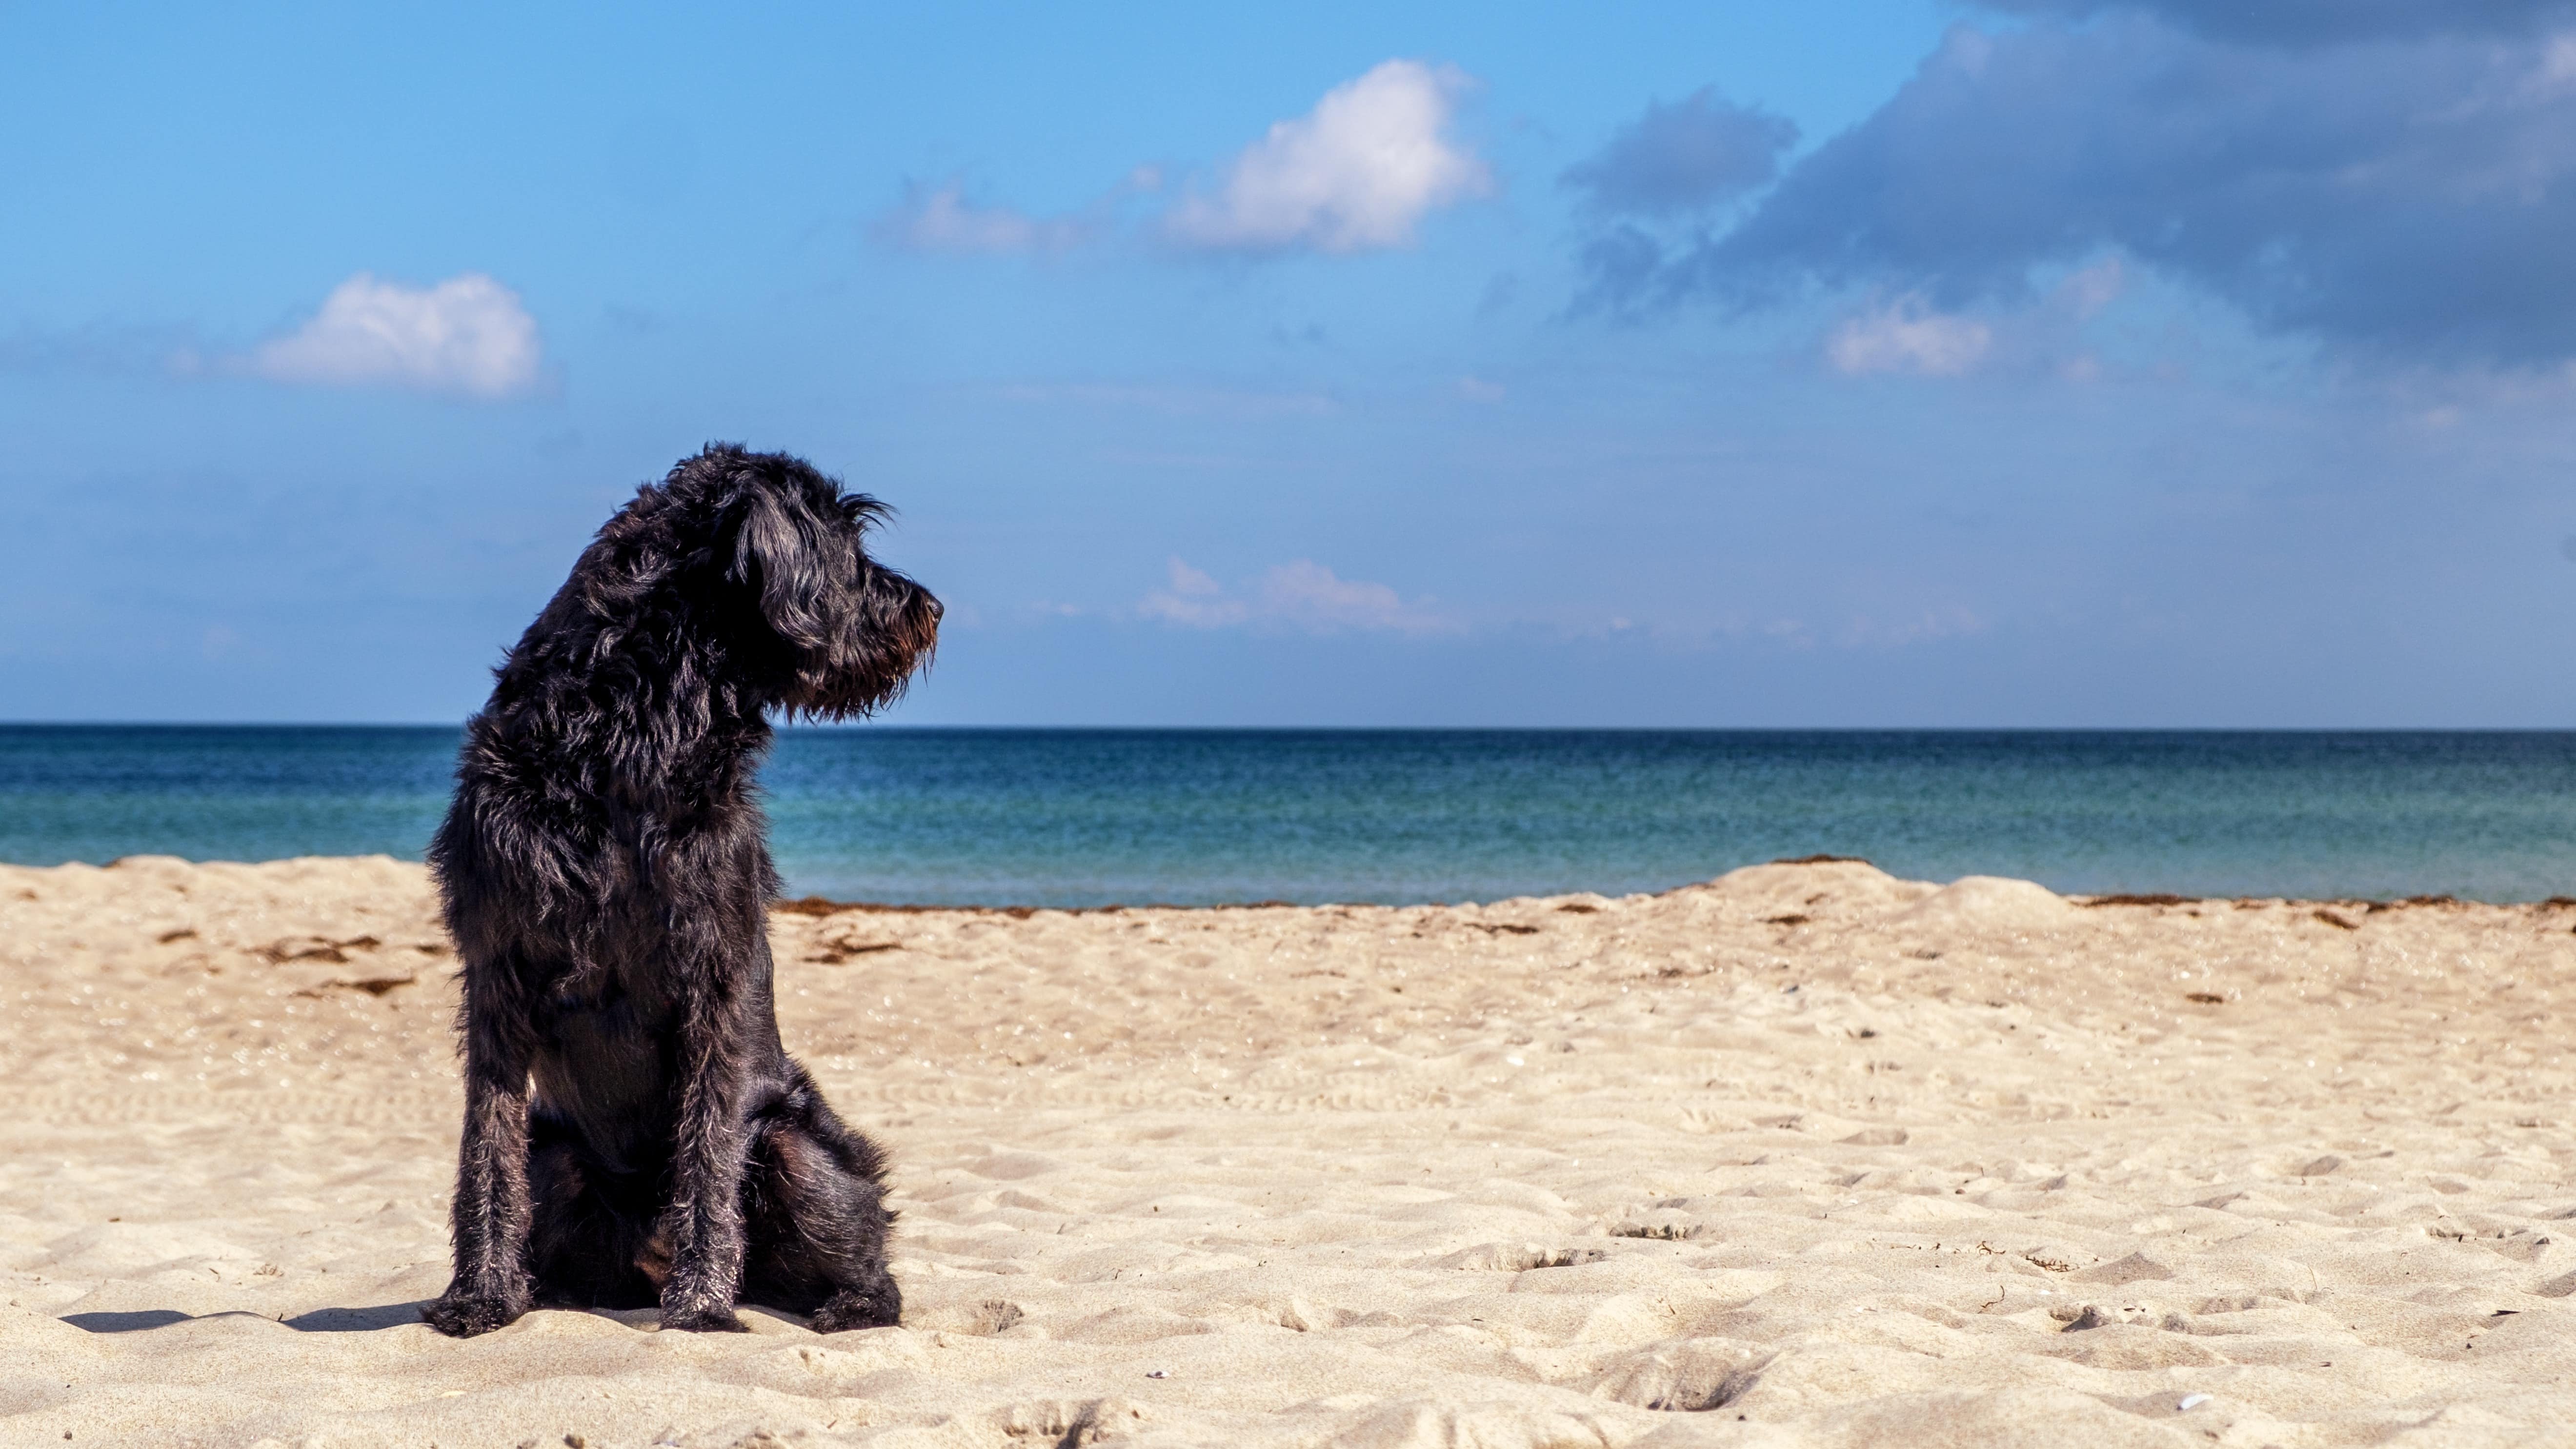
[614,444,941,719]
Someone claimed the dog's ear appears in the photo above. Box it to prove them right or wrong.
[727,483,844,653]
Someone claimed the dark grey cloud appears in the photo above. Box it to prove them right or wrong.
[1586,17,2576,366]
[1560,89,1798,217]
[1975,0,2576,46]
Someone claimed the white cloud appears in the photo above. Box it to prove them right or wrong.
[1138,558,1250,628]
[248,273,540,398]
[1826,296,1993,377]
[1165,60,1492,253]
[878,181,1085,255]
[1139,557,1457,634]
[1258,559,1456,633]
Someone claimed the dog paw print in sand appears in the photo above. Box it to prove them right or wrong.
[1587,1338,1773,1412]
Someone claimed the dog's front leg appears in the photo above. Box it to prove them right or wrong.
[422,1008,534,1337]
[658,972,754,1332]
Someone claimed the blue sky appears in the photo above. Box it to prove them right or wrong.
[4,0,2573,726]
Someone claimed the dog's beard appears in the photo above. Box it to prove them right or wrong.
[781,574,940,721]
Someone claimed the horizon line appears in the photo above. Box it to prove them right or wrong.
[4,722,2574,735]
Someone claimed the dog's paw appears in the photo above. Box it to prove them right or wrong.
[659,1284,752,1330]
[420,1292,527,1338]
[659,1300,750,1334]
[810,1282,903,1333]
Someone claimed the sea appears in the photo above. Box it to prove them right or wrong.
[1,726,2572,906]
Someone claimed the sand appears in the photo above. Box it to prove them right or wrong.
[3,856,2573,1448]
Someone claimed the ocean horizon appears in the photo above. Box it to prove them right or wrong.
[2,724,2571,906]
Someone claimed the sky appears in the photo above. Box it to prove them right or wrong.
[4,0,2574,727]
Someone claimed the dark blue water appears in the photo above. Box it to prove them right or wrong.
[2,726,2572,905]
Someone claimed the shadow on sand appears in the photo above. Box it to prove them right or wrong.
[60,1303,427,1333]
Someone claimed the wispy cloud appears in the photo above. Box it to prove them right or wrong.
[0,320,199,378]
[244,273,541,398]
[1826,296,1994,377]
[1816,260,2129,381]
[1137,558,1249,628]
[996,381,1337,418]
[1139,557,1459,635]
[875,181,1087,255]
[880,60,1492,261]
[1836,606,1990,647]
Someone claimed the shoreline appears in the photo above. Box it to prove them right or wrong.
[779,882,2573,917]
[42,851,2574,913]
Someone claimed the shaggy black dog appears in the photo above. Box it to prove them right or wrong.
[420,444,939,1338]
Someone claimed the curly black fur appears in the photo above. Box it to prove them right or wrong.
[420,444,939,1338]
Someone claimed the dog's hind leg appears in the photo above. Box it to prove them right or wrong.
[421,976,539,1337]
[741,1072,902,1332]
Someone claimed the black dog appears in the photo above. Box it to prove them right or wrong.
[420,444,939,1337]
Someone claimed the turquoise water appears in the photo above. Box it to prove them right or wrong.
[1,726,2572,905]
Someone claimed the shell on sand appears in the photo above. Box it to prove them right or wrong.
[3,856,2574,1447]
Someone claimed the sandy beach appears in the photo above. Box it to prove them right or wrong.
[3,855,2573,1447]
